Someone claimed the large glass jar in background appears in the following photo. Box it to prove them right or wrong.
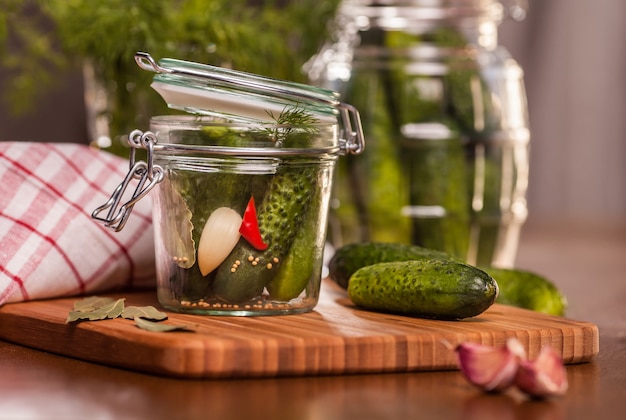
[307,0,530,267]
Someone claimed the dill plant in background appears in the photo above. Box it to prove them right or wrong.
[0,0,340,151]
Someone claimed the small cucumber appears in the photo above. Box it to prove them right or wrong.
[212,164,317,303]
[348,260,498,319]
[266,229,319,301]
[328,242,454,289]
[266,184,323,301]
[481,267,568,316]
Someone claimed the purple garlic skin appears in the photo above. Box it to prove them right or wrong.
[455,338,568,398]
[455,338,526,392]
[515,345,569,398]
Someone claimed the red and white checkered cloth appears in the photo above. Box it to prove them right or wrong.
[0,142,155,306]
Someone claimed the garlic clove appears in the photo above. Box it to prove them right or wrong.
[515,345,568,398]
[455,338,526,392]
[197,207,243,276]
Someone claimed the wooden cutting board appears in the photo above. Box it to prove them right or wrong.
[0,280,598,379]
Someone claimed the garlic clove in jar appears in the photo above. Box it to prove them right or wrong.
[515,345,568,398]
[455,338,526,392]
[197,207,243,276]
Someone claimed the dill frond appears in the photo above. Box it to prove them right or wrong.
[264,106,320,146]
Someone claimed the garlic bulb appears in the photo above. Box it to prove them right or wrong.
[197,207,242,276]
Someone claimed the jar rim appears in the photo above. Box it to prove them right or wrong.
[149,115,344,157]
[149,114,338,129]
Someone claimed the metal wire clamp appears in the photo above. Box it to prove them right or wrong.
[91,130,164,231]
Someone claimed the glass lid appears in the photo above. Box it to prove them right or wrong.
[134,52,365,155]
[135,52,343,123]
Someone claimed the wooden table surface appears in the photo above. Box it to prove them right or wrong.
[1,222,625,420]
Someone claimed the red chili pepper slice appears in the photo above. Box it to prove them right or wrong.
[239,196,268,251]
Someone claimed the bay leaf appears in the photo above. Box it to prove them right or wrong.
[72,296,116,312]
[66,298,125,323]
[122,306,168,321]
[134,317,194,333]
[160,177,196,268]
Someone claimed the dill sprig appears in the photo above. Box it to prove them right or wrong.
[264,107,320,146]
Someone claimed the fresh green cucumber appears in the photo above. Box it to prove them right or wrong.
[348,259,498,319]
[481,267,568,316]
[328,242,454,289]
[212,164,317,303]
